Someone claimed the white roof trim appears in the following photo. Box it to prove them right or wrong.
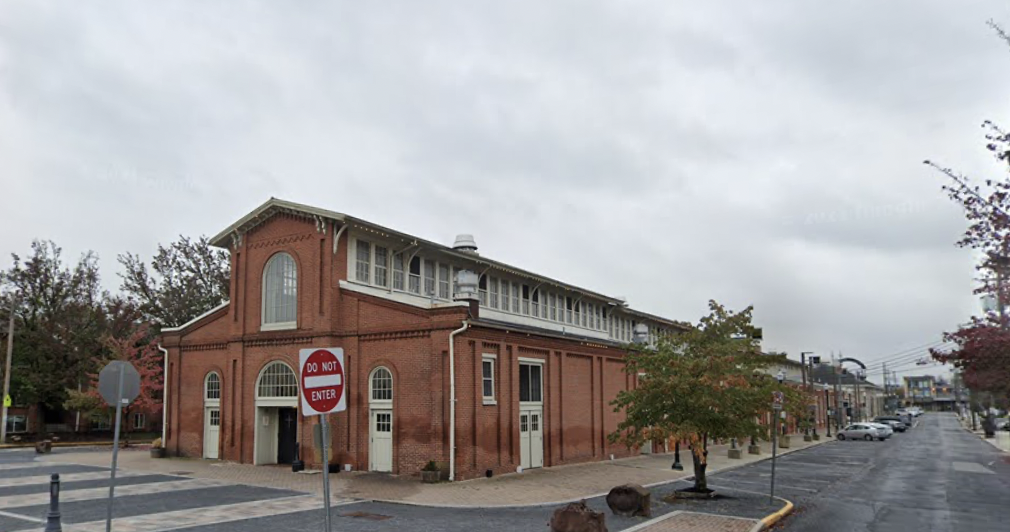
[161,300,230,333]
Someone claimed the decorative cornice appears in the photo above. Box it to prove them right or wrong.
[249,232,315,250]
[180,342,229,352]
[246,336,316,348]
[359,330,431,342]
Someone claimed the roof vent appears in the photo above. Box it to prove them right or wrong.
[453,234,478,254]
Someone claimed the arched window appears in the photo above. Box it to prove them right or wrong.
[262,253,297,328]
[257,362,298,398]
[370,367,393,402]
[205,372,221,402]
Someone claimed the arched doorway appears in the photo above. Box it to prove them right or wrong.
[368,367,393,472]
[254,361,299,465]
[203,372,221,459]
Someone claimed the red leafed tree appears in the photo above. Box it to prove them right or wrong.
[926,20,1010,409]
[65,324,163,422]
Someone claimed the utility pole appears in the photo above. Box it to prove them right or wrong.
[1,294,17,445]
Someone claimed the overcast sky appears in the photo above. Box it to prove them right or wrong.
[2,1,1009,382]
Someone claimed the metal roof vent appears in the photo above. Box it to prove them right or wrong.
[453,234,478,254]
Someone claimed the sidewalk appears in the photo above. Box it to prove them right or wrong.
[957,416,1010,452]
[41,434,826,508]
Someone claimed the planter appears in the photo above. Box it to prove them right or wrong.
[150,447,166,459]
[812,434,821,441]
[803,434,813,442]
[779,435,791,449]
[727,448,742,459]
[421,470,440,484]
[747,444,761,455]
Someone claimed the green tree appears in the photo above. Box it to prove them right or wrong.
[0,241,107,426]
[609,301,790,493]
[118,235,230,328]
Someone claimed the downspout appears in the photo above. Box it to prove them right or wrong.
[448,320,469,481]
[158,344,169,444]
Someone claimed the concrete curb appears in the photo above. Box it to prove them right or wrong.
[0,440,153,450]
[375,438,830,510]
[753,497,794,531]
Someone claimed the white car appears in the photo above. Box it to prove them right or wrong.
[837,424,888,441]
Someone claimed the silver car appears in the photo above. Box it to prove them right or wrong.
[837,424,888,441]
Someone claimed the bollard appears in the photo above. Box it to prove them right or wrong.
[45,473,62,532]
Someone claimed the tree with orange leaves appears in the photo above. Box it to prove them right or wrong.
[609,301,793,494]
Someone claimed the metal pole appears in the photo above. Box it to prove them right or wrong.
[45,473,62,532]
[825,389,832,437]
[106,367,125,532]
[801,353,809,439]
[321,415,332,532]
[770,409,779,505]
[671,440,683,470]
[1,295,17,444]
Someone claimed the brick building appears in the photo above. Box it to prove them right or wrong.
[161,198,688,480]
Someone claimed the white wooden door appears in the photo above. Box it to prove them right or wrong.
[370,409,393,472]
[203,408,220,459]
[519,412,531,469]
[529,409,543,468]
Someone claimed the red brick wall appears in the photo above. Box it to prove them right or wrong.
[162,212,643,480]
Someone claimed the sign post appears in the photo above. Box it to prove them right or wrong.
[97,361,140,532]
[299,348,346,532]
[770,391,784,505]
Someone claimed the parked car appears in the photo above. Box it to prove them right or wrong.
[866,422,893,438]
[874,416,907,432]
[837,424,889,441]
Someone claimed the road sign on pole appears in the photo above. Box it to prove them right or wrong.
[299,348,346,532]
[98,360,140,532]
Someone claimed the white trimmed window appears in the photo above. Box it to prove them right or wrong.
[500,280,510,313]
[370,367,393,402]
[409,257,421,293]
[482,355,496,404]
[257,362,298,398]
[133,413,146,430]
[478,275,488,306]
[490,277,499,309]
[531,289,540,317]
[5,414,26,433]
[438,263,450,299]
[374,245,389,287]
[92,414,111,431]
[356,240,371,283]
[205,372,221,401]
[511,283,520,313]
[519,361,543,403]
[424,259,436,296]
[262,252,297,329]
[393,253,405,290]
[549,293,556,321]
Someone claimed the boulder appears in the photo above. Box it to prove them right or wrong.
[550,500,607,532]
[605,484,651,518]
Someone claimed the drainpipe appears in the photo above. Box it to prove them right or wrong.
[158,344,169,444]
[448,320,469,481]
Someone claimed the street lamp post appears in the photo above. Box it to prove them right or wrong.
[671,440,683,471]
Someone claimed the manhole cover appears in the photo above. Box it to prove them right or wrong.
[339,511,392,521]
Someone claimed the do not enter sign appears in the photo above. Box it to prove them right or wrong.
[299,348,347,416]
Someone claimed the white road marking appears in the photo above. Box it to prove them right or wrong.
[0,478,234,509]
[0,470,145,488]
[0,461,48,471]
[63,495,359,532]
[0,509,44,523]
[951,461,994,474]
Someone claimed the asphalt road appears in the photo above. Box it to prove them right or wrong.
[746,413,1010,532]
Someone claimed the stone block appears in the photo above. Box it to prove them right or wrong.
[606,484,651,518]
[550,500,608,532]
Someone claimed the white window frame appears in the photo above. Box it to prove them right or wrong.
[369,366,394,405]
[482,354,497,405]
[423,259,436,296]
[133,412,146,430]
[355,239,371,284]
[489,277,499,309]
[205,372,222,405]
[392,253,405,290]
[438,263,450,299]
[5,414,27,433]
[374,245,389,288]
[518,357,545,405]
[261,252,298,331]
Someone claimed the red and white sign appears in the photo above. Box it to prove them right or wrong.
[298,348,346,416]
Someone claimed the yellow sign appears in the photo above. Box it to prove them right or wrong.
[2,395,10,408]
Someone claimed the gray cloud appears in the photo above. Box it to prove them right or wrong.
[2,0,1008,382]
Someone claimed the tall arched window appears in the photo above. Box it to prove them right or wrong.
[204,372,221,402]
[257,361,298,399]
[262,252,297,329]
[370,367,393,403]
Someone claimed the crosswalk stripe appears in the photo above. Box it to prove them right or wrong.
[0,509,44,524]
[0,461,50,471]
[0,478,234,510]
[0,470,145,488]
[62,495,353,532]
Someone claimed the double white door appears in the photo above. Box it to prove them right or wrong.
[519,408,543,470]
[203,407,220,459]
[369,409,393,472]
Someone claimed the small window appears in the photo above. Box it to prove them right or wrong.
[376,412,392,432]
[5,414,26,433]
[91,414,111,431]
[511,283,520,313]
[392,253,405,290]
[490,277,499,309]
[356,240,371,283]
[531,289,540,317]
[549,293,556,321]
[438,263,450,299]
[423,259,436,296]
[409,257,421,294]
[522,285,530,315]
[374,245,388,287]
[133,413,146,430]
[520,414,528,432]
[500,280,510,313]
[209,410,221,427]
[371,367,393,402]
[478,275,488,306]
[482,355,496,404]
